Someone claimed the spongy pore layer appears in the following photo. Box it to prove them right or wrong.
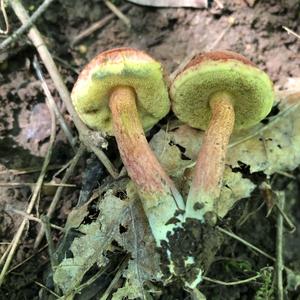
[71,48,170,135]
[171,58,274,130]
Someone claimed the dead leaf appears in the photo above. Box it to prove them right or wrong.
[54,187,160,298]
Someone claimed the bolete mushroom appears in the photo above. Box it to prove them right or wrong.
[72,47,185,246]
[170,50,274,221]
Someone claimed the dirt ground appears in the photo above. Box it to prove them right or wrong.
[0,0,300,299]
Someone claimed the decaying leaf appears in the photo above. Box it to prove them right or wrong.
[54,187,160,298]
[53,191,129,295]
[112,187,161,299]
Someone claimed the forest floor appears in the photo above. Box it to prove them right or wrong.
[0,0,300,299]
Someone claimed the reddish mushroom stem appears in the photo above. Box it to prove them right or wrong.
[186,93,235,220]
[109,86,185,243]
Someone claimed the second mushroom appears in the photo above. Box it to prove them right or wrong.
[171,50,274,222]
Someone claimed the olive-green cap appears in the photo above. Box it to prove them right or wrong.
[72,47,170,135]
[170,51,274,130]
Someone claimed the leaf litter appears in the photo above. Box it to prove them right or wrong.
[54,86,300,298]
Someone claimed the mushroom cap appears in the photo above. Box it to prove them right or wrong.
[72,48,170,135]
[170,51,274,130]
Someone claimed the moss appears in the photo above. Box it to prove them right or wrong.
[71,50,170,135]
[171,59,274,130]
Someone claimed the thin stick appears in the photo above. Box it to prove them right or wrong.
[0,182,76,188]
[170,17,234,81]
[275,198,295,233]
[0,165,63,175]
[34,144,86,249]
[100,256,130,300]
[276,192,284,300]
[0,244,12,267]
[0,0,55,49]
[0,0,9,35]
[9,0,118,179]
[34,281,60,298]
[6,208,64,231]
[8,244,48,274]
[104,1,131,28]
[203,273,261,286]
[71,4,130,45]
[217,226,275,261]
[0,74,56,286]
[204,16,235,52]
[41,216,58,269]
[282,26,300,39]
[33,56,76,148]
[217,226,293,273]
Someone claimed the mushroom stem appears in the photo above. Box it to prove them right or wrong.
[109,86,185,244]
[186,93,235,220]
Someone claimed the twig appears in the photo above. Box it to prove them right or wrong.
[275,170,296,180]
[282,26,300,40]
[0,0,9,35]
[71,4,130,45]
[41,216,58,269]
[204,16,235,51]
[34,281,60,298]
[276,192,284,300]
[33,56,76,148]
[214,0,224,9]
[0,182,76,188]
[274,198,295,233]
[260,182,296,233]
[34,144,86,249]
[99,256,130,300]
[0,164,63,175]
[203,273,261,286]
[0,244,12,267]
[216,226,292,273]
[7,244,48,274]
[0,0,55,50]
[0,70,56,286]
[170,17,234,81]
[9,0,118,179]
[104,1,131,28]
[6,208,64,231]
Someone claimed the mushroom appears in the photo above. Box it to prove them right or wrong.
[170,51,274,221]
[72,47,185,246]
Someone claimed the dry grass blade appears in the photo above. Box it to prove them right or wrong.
[34,144,86,249]
[203,273,262,286]
[9,0,118,178]
[0,0,9,35]
[0,70,57,286]
[282,26,300,39]
[71,4,130,45]
[276,192,284,300]
[33,56,76,148]
[0,0,55,49]
[104,1,131,28]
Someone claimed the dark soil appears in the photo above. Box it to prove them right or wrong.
[0,0,300,299]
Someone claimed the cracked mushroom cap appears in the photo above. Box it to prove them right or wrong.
[72,47,170,135]
[170,50,274,130]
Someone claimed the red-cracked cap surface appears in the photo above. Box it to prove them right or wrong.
[74,47,153,84]
[182,50,256,74]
